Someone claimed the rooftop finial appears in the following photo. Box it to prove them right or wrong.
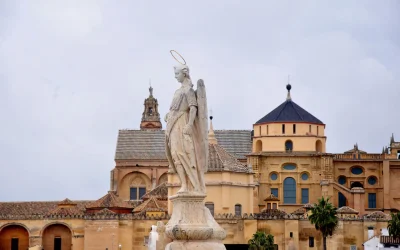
[208,108,217,144]
[149,78,153,97]
[391,133,395,144]
[286,75,292,101]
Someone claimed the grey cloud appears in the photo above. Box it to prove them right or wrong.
[0,0,399,201]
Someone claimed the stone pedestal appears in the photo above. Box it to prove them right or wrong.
[165,193,226,250]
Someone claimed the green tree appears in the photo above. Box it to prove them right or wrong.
[308,197,338,250]
[248,231,274,250]
[388,212,400,238]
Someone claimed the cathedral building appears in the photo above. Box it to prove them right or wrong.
[0,85,399,250]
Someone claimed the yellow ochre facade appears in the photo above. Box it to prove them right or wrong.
[0,85,399,250]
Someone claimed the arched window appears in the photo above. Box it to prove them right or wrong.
[350,181,363,189]
[285,140,293,151]
[205,202,214,216]
[130,176,147,201]
[338,192,346,208]
[255,140,262,152]
[283,177,296,204]
[235,204,242,216]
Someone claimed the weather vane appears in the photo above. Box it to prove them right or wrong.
[170,50,187,65]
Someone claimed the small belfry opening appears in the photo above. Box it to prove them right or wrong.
[285,140,293,151]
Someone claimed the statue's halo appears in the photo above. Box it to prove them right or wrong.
[170,50,187,65]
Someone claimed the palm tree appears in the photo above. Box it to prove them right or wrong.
[248,231,275,250]
[388,212,400,238]
[308,197,338,250]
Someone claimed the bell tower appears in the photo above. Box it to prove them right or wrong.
[140,86,162,130]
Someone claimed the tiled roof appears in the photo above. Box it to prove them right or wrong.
[141,183,168,200]
[115,129,252,160]
[0,200,91,216]
[291,207,306,215]
[208,143,250,173]
[214,130,252,159]
[264,193,280,201]
[336,206,359,214]
[86,191,133,209]
[259,208,287,216]
[47,206,83,216]
[344,144,367,154]
[302,203,315,209]
[255,99,323,125]
[94,208,117,216]
[58,198,77,205]
[365,211,390,219]
[133,197,167,214]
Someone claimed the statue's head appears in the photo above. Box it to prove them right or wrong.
[174,64,190,83]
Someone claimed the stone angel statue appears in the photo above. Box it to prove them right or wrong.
[165,64,208,195]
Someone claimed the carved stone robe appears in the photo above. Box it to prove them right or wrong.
[165,83,206,193]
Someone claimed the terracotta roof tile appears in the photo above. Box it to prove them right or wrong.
[259,208,287,216]
[208,143,250,173]
[86,191,133,209]
[58,198,77,205]
[264,194,280,202]
[47,206,83,216]
[0,200,92,216]
[133,197,167,214]
[365,211,390,219]
[94,208,117,216]
[336,206,359,214]
[291,207,306,215]
[302,203,315,209]
[141,183,168,200]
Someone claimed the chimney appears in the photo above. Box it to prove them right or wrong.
[368,226,374,239]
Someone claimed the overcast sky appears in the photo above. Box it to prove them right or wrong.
[1,1,399,201]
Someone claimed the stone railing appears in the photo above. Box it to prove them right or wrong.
[333,153,383,160]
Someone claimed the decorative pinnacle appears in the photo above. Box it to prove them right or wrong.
[286,84,292,101]
[286,75,292,100]
[208,111,218,145]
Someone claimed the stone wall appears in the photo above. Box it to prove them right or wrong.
[0,216,390,250]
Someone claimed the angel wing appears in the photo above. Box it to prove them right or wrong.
[195,79,209,172]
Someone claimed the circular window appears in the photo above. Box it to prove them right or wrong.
[351,167,363,175]
[368,176,377,185]
[270,173,278,181]
[301,173,309,181]
[338,176,346,185]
